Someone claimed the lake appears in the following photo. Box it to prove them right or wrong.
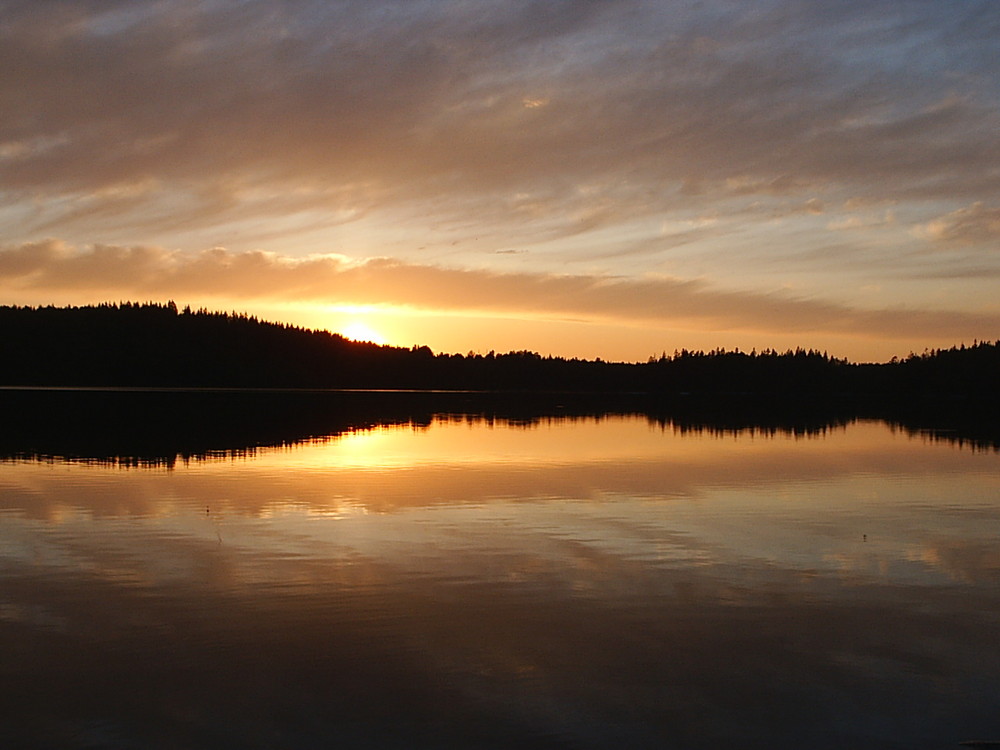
[1,396,998,749]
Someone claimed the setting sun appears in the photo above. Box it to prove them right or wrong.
[340,320,386,345]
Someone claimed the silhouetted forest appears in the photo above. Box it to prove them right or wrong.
[1,302,997,401]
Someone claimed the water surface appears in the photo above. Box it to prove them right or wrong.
[1,413,998,748]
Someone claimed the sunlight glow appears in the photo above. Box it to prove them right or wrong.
[340,320,386,345]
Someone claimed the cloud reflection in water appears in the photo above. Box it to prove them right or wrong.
[1,416,998,749]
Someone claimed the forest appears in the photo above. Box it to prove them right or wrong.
[1,302,997,401]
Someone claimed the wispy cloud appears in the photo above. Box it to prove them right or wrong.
[918,202,1000,246]
[2,1,998,241]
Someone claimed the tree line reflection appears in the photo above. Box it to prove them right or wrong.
[1,389,996,468]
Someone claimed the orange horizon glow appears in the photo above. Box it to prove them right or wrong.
[0,291,990,365]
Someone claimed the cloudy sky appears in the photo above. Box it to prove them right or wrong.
[2,0,999,361]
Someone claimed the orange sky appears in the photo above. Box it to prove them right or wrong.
[2,2,999,362]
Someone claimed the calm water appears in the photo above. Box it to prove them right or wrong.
[1,413,998,749]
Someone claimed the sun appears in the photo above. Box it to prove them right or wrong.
[340,320,387,345]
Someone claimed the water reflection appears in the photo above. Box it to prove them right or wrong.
[2,388,997,468]
[1,407,999,748]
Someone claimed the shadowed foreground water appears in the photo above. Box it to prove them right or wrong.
[1,407,998,749]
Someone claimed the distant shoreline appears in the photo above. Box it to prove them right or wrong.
[2,303,997,399]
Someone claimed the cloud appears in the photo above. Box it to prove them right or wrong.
[3,0,1000,347]
[1,0,999,243]
[919,202,1000,245]
[3,241,998,342]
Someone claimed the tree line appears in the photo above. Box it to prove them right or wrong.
[1,302,997,400]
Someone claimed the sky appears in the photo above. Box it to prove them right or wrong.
[2,0,999,363]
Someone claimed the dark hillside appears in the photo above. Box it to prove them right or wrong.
[2,302,407,388]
